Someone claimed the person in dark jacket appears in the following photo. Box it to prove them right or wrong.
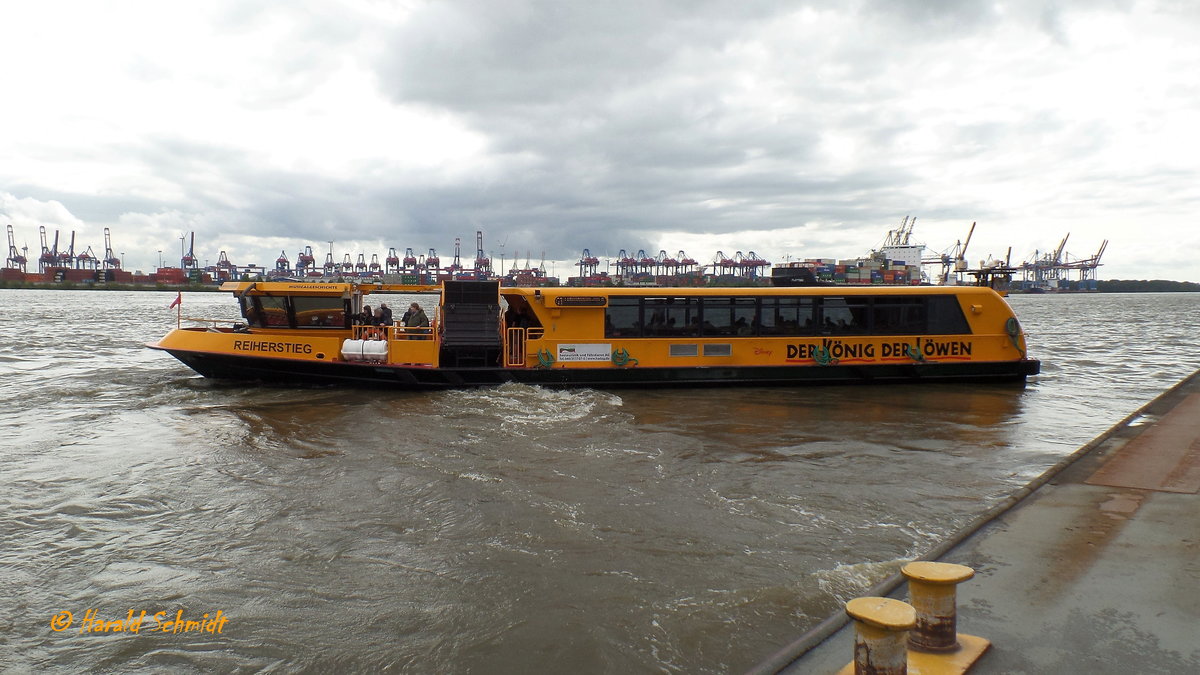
[402,302,430,338]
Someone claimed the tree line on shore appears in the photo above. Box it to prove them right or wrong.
[1095,279,1200,292]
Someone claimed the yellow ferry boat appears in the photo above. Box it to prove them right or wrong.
[147,280,1039,387]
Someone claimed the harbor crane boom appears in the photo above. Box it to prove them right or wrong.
[5,224,27,271]
[103,228,121,269]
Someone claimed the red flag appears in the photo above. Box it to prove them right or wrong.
[169,292,182,309]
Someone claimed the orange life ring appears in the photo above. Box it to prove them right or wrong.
[363,327,384,340]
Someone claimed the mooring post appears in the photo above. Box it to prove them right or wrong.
[900,561,975,652]
[844,596,916,675]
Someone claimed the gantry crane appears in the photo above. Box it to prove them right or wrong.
[181,232,198,270]
[38,227,57,273]
[297,246,316,275]
[102,228,121,269]
[5,224,27,271]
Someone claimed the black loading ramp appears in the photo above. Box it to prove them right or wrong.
[439,281,503,367]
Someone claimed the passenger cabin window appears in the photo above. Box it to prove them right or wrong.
[926,295,972,334]
[699,297,757,337]
[820,297,868,334]
[644,297,698,337]
[761,298,817,336]
[605,298,640,337]
[872,297,925,334]
[292,296,349,328]
[602,294,972,338]
[240,295,350,329]
[242,296,290,328]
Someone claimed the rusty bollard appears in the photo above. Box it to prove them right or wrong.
[844,596,916,675]
[901,561,974,652]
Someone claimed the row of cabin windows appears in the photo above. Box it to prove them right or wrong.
[603,295,971,338]
[240,296,350,329]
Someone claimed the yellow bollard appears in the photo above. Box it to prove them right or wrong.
[842,596,916,675]
[900,561,992,674]
[901,561,974,652]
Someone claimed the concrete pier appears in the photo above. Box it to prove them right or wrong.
[759,370,1200,674]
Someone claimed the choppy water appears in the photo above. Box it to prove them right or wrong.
[2,289,1198,673]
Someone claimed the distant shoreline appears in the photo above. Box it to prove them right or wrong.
[0,282,223,292]
[0,279,1196,293]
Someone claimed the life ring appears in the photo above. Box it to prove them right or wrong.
[363,327,385,341]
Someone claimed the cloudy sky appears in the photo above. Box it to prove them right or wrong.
[3,0,1198,280]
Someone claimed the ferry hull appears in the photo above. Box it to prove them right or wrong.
[160,347,1039,389]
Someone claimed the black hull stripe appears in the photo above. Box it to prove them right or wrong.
[166,350,1039,389]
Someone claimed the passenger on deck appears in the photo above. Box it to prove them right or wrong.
[505,304,537,328]
[358,304,374,325]
[402,302,430,338]
[379,303,393,326]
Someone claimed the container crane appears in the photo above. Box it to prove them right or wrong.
[1078,240,1108,282]
[448,238,463,275]
[102,228,121,269]
[713,251,738,276]
[577,249,599,277]
[322,244,336,276]
[402,248,418,271]
[181,232,198,270]
[297,246,316,275]
[931,221,976,284]
[38,228,58,273]
[882,215,916,247]
[474,231,491,275]
[368,254,382,274]
[58,231,76,268]
[340,254,354,275]
[615,249,636,276]
[655,250,677,276]
[385,247,400,274]
[5,224,27,271]
[628,249,649,275]
[77,246,98,269]
[426,249,440,273]
[216,250,235,280]
[275,251,291,274]
[678,251,698,273]
[742,251,769,277]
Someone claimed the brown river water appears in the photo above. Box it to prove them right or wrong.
[2,289,1199,673]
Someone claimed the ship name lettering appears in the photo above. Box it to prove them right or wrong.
[232,340,314,355]
[786,339,972,361]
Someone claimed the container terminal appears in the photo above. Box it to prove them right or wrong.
[4,219,1105,291]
